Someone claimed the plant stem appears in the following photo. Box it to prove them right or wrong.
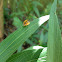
[0,0,4,42]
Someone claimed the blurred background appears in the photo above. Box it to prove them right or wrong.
[0,0,62,52]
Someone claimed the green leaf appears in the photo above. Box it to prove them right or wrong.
[40,30,44,45]
[6,50,36,62]
[32,1,43,7]
[17,45,22,52]
[13,17,23,53]
[0,15,49,62]
[31,49,42,62]
[6,46,43,62]
[13,17,23,28]
[24,5,28,13]
[26,39,35,45]
[40,31,48,47]
[33,7,40,17]
[47,0,62,62]
[37,47,47,62]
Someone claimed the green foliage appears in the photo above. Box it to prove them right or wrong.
[47,0,62,62]
[0,15,49,62]
[32,1,43,17]
[12,16,49,47]
[40,30,48,47]
[7,46,43,62]
[17,45,22,52]
[3,0,62,62]
[4,0,52,47]
[9,0,43,19]
[13,17,23,28]
[13,17,36,50]
[26,39,35,45]
[44,3,52,15]
[37,47,47,62]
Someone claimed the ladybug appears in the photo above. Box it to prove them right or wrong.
[23,20,30,26]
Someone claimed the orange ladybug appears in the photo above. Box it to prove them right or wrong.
[23,20,30,26]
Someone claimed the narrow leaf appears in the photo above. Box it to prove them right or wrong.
[6,46,43,62]
[0,15,49,62]
[47,0,62,62]
[13,17,23,28]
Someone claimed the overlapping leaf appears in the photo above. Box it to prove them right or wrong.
[7,46,43,62]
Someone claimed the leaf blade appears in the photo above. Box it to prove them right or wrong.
[6,46,43,62]
[0,15,49,62]
[47,0,62,62]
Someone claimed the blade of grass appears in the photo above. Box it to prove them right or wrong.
[47,0,62,62]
